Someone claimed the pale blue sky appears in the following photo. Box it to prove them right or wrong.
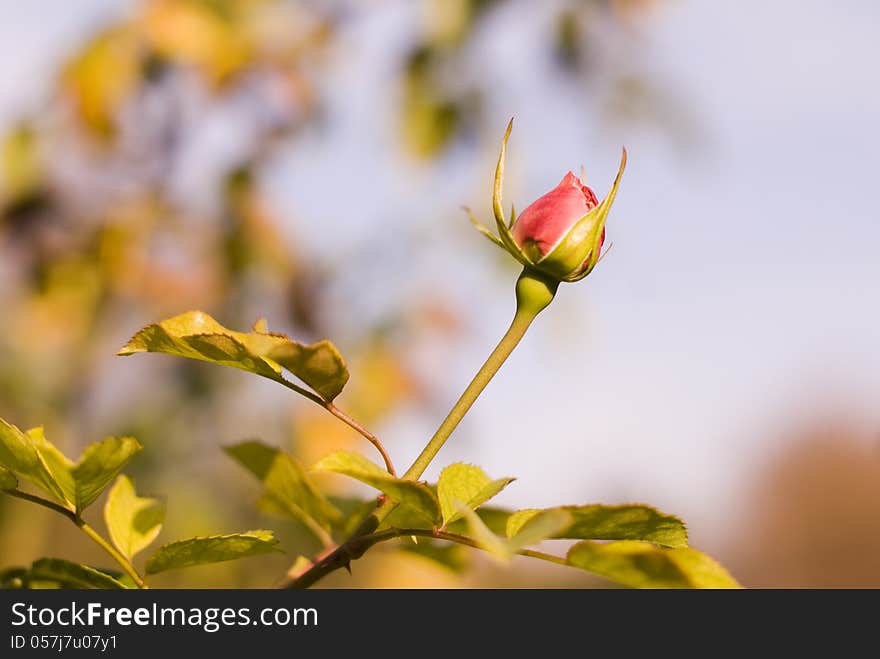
[1,1,878,560]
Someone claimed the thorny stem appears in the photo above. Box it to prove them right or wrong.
[3,489,147,589]
[280,527,568,589]
[278,270,559,589]
[278,381,396,476]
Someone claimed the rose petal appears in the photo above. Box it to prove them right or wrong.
[512,172,598,256]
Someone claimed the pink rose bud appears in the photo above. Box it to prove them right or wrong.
[511,171,604,267]
[467,119,626,282]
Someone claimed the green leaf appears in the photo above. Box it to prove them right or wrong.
[440,506,511,536]
[118,311,349,401]
[458,504,512,562]
[71,437,141,513]
[566,541,741,589]
[0,466,17,490]
[0,420,141,513]
[313,451,440,524]
[398,539,469,573]
[0,420,71,507]
[104,475,165,560]
[506,504,688,548]
[327,496,379,539]
[145,530,283,574]
[506,509,572,550]
[28,558,127,589]
[462,507,571,563]
[25,427,76,505]
[437,463,514,526]
[379,500,438,531]
[380,501,512,536]
[225,441,340,534]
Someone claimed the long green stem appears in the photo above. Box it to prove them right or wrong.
[406,271,558,480]
[278,270,559,589]
[402,307,535,480]
[4,489,147,589]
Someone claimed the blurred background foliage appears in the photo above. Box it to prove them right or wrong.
[3,0,878,588]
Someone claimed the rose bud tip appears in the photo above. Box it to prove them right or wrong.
[469,122,626,283]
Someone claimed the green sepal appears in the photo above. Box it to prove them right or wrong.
[465,206,504,249]
[491,119,532,266]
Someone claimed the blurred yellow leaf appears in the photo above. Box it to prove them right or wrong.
[61,27,143,137]
[427,0,473,46]
[12,257,103,355]
[0,125,42,208]
[224,168,298,276]
[142,0,252,83]
[346,345,415,422]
